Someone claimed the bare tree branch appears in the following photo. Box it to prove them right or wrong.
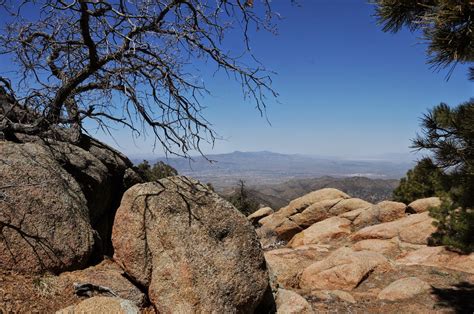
[0,0,279,156]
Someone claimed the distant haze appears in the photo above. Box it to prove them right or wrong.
[131,151,415,188]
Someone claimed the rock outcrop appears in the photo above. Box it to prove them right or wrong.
[407,197,441,213]
[351,212,436,245]
[0,136,141,274]
[353,201,406,228]
[3,155,474,314]
[288,217,351,248]
[0,141,95,273]
[257,189,353,241]
[299,247,389,291]
[43,136,142,256]
[264,245,329,289]
[254,189,474,312]
[330,198,372,214]
[112,176,272,312]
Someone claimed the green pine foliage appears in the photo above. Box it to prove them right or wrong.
[429,198,474,253]
[374,0,473,77]
[393,157,449,204]
[137,160,178,182]
[376,0,474,251]
[412,100,474,252]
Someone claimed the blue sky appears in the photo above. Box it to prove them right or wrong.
[2,1,472,159]
[114,0,472,158]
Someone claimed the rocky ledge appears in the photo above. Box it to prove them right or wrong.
[0,136,472,313]
[254,190,474,313]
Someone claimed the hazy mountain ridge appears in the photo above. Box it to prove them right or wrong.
[132,151,413,188]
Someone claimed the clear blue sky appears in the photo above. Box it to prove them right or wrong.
[2,1,472,158]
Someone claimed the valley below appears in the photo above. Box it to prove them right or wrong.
[136,151,414,186]
[137,151,410,208]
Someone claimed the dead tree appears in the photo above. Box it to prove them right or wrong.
[0,0,277,156]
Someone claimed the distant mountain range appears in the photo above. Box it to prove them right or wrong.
[131,151,414,188]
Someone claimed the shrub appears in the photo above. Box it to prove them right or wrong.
[137,160,178,182]
[393,157,449,204]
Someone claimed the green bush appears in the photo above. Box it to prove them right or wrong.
[429,198,474,253]
[393,157,449,204]
[137,160,178,182]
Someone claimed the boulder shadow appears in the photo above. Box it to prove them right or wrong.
[432,281,474,314]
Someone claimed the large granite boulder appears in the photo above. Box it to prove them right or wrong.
[112,176,273,312]
[42,136,142,255]
[0,142,94,273]
[0,136,142,274]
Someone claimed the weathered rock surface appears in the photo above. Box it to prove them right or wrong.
[57,260,146,306]
[0,134,141,274]
[299,247,389,291]
[56,296,139,314]
[285,188,351,214]
[288,217,351,248]
[112,176,272,312]
[310,289,356,304]
[330,198,372,215]
[283,198,345,231]
[351,212,436,245]
[265,245,329,288]
[339,208,366,221]
[260,189,349,229]
[397,246,474,274]
[254,192,474,312]
[407,197,441,213]
[275,288,313,314]
[45,136,142,256]
[258,189,350,241]
[377,277,431,301]
[248,207,274,225]
[0,141,94,274]
[352,239,399,255]
[353,201,406,228]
